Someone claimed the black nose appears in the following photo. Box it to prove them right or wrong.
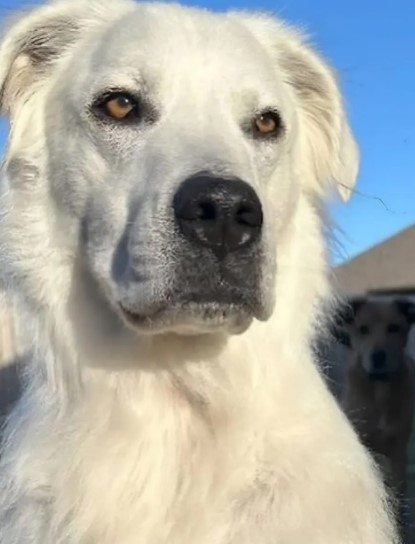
[371,350,386,370]
[173,173,263,257]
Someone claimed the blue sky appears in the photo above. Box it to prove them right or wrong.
[0,0,414,263]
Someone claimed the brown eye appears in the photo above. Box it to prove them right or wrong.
[98,93,138,121]
[253,111,282,137]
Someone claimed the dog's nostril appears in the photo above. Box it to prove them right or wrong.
[197,200,217,221]
[173,173,262,257]
[235,204,263,228]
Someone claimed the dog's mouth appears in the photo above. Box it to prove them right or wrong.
[367,369,402,382]
[118,294,259,334]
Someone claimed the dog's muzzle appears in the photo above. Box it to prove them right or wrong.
[117,173,265,332]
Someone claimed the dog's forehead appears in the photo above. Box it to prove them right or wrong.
[355,303,407,324]
[83,6,286,99]
[107,7,267,63]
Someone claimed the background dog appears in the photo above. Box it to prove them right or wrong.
[335,299,415,531]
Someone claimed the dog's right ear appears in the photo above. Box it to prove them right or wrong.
[329,305,351,347]
[330,311,350,347]
[0,0,106,115]
[331,326,351,348]
[0,2,82,114]
[330,297,365,347]
[343,297,366,324]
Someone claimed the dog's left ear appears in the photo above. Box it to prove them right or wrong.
[231,13,359,201]
[396,300,415,324]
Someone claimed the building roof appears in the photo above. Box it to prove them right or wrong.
[334,224,415,296]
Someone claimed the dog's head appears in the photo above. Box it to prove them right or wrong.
[334,299,415,379]
[0,0,358,336]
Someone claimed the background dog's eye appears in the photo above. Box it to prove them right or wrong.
[387,323,401,334]
[96,93,138,121]
[253,111,282,138]
[358,325,369,335]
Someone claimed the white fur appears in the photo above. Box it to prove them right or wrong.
[0,1,398,543]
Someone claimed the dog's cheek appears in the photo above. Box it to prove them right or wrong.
[266,160,299,234]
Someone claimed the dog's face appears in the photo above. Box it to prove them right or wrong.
[337,300,415,378]
[0,0,358,336]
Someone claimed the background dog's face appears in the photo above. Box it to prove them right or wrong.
[337,300,415,378]
[0,0,358,336]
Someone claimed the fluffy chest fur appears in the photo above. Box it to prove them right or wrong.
[53,385,253,543]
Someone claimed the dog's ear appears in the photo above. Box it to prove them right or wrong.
[331,326,351,349]
[343,297,366,324]
[281,45,359,202]
[330,297,365,347]
[396,300,415,324]
[231,13,359,202]
[0,0,108,115]
[329,305,351,347]
[0,2,81,114]
[329,312,351,347]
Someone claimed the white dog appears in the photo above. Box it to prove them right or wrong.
[0,1,398,542]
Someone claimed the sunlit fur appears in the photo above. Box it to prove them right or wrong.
[0,1,398,542]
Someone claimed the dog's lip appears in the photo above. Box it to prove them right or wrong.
[118,296,255,326]
[119,304,163,326]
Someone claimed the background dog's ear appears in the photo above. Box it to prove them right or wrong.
[231,13,359,202]
[331,325,351,349]
[396,300,415,324]
[329,304,351,347]
[0,1,107,115]
[344,297,366,324]
[329,297,365,347]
